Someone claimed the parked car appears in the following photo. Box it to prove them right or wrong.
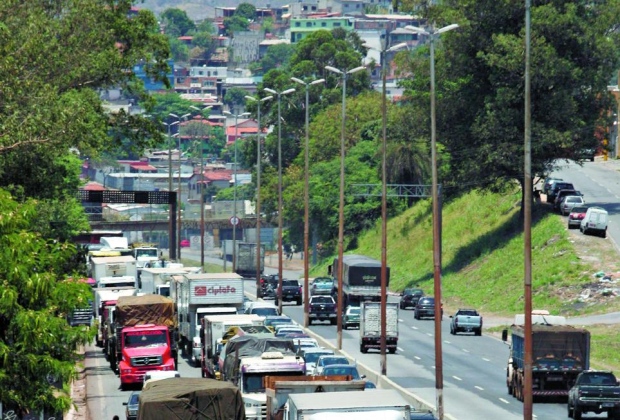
[449,309,483,336]
[560,195,586,216]
[300,348,334,375]
[275,279,303,306]
[543,177,563,195]
[321,364,376,389]
[123,391,140,420]
[180,239,190,247]
[312,355,351,376]
[414,297,442,320]
[343,305,361,329]
[310,277,335,296]
[580,206,608,238]
[547,182,575,203]
[400,288,424,310]
[568,205,589,229]
[553,189,581,211]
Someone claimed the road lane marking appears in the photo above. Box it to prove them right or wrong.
[452,376,462,381]
[462,348,470,353]
[499,398,510,404]
[397,347,404,352]
[444,340,452,344]
[426,333,433,337]
[482,357,490,362]
[414,356,421,360]
[398,318,404,322]
[475,386,484,391]
[411,326,418,330]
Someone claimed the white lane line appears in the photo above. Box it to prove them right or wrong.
[410,326,418,330]
[444,340,452,344]
[482,357,490,362]
[397,347,404,352]
[475,386,484,391]
[414,356,421,360]
[499,398,510,404]
[452,376,462,381]
[462,348,470,353]
[398,318,404,322]
[426,333,433,337]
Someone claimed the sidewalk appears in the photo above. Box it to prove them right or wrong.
[264,251,306,271]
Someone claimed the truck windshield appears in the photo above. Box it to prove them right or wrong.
[124,331,167,348]
[136,249,158,258]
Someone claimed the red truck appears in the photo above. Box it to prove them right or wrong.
[109,294,178,389]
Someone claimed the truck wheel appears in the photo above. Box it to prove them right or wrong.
[389,348,396,354]
[275,298,279,307]
[330,319,337,326]
[360,344,367,354]
[450,326,455,335]
[475,328,482,336]
[573,407,582,420]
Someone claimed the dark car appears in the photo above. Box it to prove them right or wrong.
[275,279,302,306]
[123,391,140,420]
[568,205,589,229]
[575,148,596,162]
[553,189,582,211]
[543,177,563,195]
[547,182,574,203]
[414,297,442,320]
[258,274,279,299]
[400,288,424,310]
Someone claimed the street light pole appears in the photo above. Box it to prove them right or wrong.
[245,95,273,290]
[405,23,458,420]
[163,115,180,259]
[264,87,296,315]
[190,105,213,269]
[364,37,408,376]
[291,76,324,328]
[224,109,251,274]
[175,113,191,262]
[325,64,366,350]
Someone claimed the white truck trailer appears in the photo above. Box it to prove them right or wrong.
[90,255,138,288]
[359,301,399,354]
[93,287,137,347]
[285,389,411,420]
[171,273,245,366]
[140,267,198,296]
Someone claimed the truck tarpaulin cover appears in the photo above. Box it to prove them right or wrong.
[334,255,390,288]
[138,377,245,420]
[512,324,590,365]
[223,336,296,380]
[116,295,176,327]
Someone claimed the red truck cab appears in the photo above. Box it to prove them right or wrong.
[118,324,176,387]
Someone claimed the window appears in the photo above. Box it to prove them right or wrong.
[295,22,301,27]
[322,22,326,27]
[306,22,312,27]
[334,22,341,27]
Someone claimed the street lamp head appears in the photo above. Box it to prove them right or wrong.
[264,87,277,95]
[282,88,296,96]
[404,25,428,35]
[436,23,459,34]
[240,112,251,117]
[348,66,367,75]
[325,66,342,75]
[223,110,232,116]
[310,79,325,86]
[290,77,305,85]
[388,42,409,53]
[261,95,274,102]
[169,113,179,119]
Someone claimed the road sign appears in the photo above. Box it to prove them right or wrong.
[230,216,240,226]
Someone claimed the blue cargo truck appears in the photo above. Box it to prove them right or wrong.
[329,255,390,307]
[503,324,590,401]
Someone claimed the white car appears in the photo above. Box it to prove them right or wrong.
[142,370,180,386]
[274,325,305,336]
[301,348,334,375]
[245,301,279,316]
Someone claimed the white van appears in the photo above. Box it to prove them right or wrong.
[580,207,608,237]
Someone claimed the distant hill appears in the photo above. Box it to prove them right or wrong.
[137,0,290,20]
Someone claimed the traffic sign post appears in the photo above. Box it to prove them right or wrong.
[230,216,240,226]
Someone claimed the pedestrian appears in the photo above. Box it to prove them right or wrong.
[290,245,296,260]
[113,416,120,420]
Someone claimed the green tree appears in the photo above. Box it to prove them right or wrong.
[224,87,250,111]
[401,0,620,197]
[223,15,250,36]
[235,3,257,21]
[250,43,296,75]
[0,189,95,415]
[169,37,190,63]
[160,8,196,37]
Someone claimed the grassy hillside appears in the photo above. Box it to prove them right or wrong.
[311,188,596,316]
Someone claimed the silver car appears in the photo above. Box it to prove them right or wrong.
[561,195,586,216]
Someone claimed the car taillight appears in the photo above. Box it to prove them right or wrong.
[299,286,302,294]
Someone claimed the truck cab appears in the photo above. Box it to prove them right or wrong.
[238,351,306,420]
